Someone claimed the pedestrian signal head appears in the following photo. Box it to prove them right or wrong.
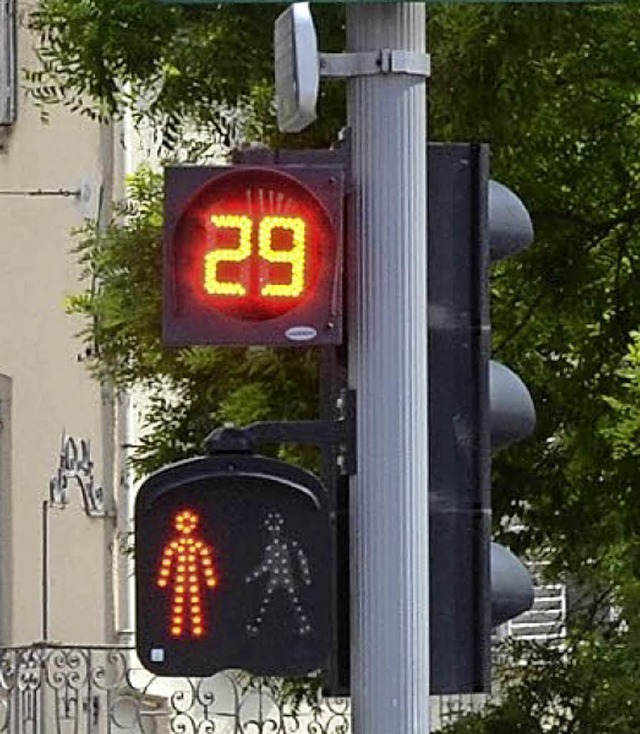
[135,454,331,677]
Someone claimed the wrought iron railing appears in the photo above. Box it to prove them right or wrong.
[0,644,344,734]
[0,644,491,734]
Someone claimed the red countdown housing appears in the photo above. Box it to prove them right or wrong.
[163,165,345,346]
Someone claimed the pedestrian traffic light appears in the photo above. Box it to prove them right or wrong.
[163,164,345,346]
[135,453,331,677]
[428,143,535,694]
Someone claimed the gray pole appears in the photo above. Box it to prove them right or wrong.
[347,4,430,733]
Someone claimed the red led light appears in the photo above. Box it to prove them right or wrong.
[172,168,337,323]
[156,508,217,639]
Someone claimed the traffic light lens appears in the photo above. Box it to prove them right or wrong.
[157,507,219,640]
[174,168,335,322]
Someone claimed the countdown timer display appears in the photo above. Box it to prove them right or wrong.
[163,165,344,346]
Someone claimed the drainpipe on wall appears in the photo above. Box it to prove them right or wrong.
[98,119,118,643]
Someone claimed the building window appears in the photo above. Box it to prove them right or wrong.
[501,558,567,644]
[0,0,17,126]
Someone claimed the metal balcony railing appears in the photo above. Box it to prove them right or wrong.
[0,643,351,734]
[0,644,500,734]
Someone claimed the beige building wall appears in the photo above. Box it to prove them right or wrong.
[0,2,120,645]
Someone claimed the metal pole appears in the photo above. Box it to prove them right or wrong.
[346,5,429,733]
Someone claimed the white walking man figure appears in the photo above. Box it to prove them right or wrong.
[245,510,312,636]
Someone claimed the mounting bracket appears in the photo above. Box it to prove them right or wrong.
[203,389,356,476]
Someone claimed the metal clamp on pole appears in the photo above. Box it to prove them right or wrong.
[319,50,431,79]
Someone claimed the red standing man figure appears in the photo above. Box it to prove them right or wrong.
[157,509,217,638]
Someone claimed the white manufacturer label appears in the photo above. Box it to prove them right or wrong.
[285,326,318,342]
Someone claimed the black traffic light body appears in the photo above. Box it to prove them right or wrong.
[428,143,535,694]
[428,143,492,693]
[163,164,345,347]
[135,453,331,677]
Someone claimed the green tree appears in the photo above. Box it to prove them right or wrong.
[443,610,640,734]
[26,0,345,150]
